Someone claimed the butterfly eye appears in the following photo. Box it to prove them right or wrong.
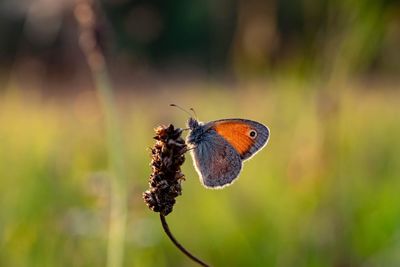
[248,129,257,139]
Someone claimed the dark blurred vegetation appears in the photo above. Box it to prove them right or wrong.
[1,0,399,87]
[0,1,399,267]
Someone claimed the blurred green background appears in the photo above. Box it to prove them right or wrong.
[0,0,400,266]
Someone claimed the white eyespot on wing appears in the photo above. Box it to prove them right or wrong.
[248,129,257,139]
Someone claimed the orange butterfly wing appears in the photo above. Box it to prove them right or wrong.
[212,122,254,156]
[210,119,269,160]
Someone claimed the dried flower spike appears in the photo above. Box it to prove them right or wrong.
[143,124,210,267]
[143,124,187,216]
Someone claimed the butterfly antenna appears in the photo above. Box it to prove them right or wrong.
[170,104,193,117]
[189,108,198,120]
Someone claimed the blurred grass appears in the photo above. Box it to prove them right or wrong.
[0,82,399,267]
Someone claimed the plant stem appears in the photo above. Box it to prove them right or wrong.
[160,214,210,267]
[96,69,128,267]
[74,1,128,266]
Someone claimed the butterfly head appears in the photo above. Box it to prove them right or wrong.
[186,117,206,145]
[187,117,199,130]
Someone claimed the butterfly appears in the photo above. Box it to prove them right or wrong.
[186,116,270,189]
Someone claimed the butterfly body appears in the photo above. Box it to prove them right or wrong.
[186,117,269,189]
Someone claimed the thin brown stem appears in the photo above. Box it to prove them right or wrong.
[159,214,210,267]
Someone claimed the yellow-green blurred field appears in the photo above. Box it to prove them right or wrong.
[1,81,399,267]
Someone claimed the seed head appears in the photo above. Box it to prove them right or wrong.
[143,124,187,216]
